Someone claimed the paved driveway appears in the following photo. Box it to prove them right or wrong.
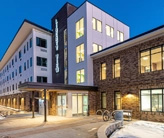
[0,107,105,138]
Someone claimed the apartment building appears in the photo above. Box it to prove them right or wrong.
[0,20,52,111]
[91,25,164,122]
[68,2,129,85]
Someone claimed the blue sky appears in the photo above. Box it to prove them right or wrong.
[0,0,164,60]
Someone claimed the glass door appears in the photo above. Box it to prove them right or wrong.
[114,92,122,110]
[57,94,66,116]
[72,94,88,116]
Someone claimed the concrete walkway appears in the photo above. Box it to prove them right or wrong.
[0,106,105,138]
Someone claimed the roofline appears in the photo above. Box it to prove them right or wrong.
[68,0,129,27]
[0,19,52,62]
[18,82,98,91]
[91,24,164,57]
[51,2,77,20]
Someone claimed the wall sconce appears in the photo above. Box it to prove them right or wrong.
[127,92,132,95]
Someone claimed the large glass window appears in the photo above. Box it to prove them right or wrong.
[141,50,150,73]
[64,29,67,46]
[117,31,124,42]
[141,89,164,112]
[36,37,47,48]
[106,25,114,38]
[114,59,120,78]
[76,44,84,63]
[76,69,85,83]
[92,18,102,32]
[100,63,106,80]
[151,47,162,71]
[93,43,102,53]
[37,57,47,67]
[114,92,122,110]
[76,18,84,39]
[141,46,163,73]
[37,76,47,83]
[101,92,106,109]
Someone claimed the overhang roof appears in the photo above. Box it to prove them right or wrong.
[0,19,52,70]
[19,82,98,92]
[91,25,164,59]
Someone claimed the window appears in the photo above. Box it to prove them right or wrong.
[117,31,124,42]
[15,69,17,76]
[37,76,47,83]
[114,59,120,78]
[141,46,163,73]
[76,18,84,39]
[141,89,163,112]
[19,50,22,59]
[30,57,32,67]
[24,45,26,54]
[92,18,102,32]
[27,60,29,69]
[101,92,106,109]
[93,43,102,53]
[36,37,47,48]
[114,92,122,110]
[100,63,106,80]
[27,42,29,51]
[24,62,26,71]
[30,76,33,82]
[12,59,14,66]
[12,72,14,78]
[64,29,67,46]
[141,50,150,73]
[106,25,114,38]
[37,57,47,67]
[76,69,85,83]
[76,44,84,63]
[30,38,32,48]
[12,85,14,91]
[19,66,22,74]
[15,55,17,62]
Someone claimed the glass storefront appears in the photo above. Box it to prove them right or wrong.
[57,94,67,116]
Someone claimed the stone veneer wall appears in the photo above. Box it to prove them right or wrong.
[49,92,57,115]
[89,91,97,115]
[93,35,164,122]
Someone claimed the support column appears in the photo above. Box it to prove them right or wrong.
[32,91,35,118]
[17,95,20,110]
[44,89,47,122]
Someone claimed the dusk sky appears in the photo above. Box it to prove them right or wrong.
[0,0,163,60]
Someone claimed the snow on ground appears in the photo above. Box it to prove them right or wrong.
[111,121,164,138]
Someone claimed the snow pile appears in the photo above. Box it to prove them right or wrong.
[111,121,164,138]
[0,116,5,120]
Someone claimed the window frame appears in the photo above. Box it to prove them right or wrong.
[76,17,84,39]
[92,18,102,33]
[106,25,114,38]
[36,37,47,48]
[76,43,84,63]
[76,69,85,84]
[101,92,107,109]
[140,45,164,73]
[113,58,120,78]
[140,89,164,112]
[100,63,106,80]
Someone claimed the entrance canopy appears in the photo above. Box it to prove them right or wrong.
[19,82,98,92]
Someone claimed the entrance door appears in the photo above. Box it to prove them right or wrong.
[72,94,88,116]
[114,92,121,110]
[57,94,66,116]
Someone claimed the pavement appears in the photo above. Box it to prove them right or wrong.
[0,106,105,138]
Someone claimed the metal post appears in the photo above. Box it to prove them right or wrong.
[44,89,47,122]
[32,91,35,118]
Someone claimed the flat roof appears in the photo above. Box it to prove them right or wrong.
[91,25,164,59]
[19,82,98,92]
[0,19,52,70]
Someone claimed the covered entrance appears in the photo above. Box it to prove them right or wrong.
[19,82,98,122]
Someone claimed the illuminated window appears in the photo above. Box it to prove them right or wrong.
[93,43,102,53]
[151,47,162,71]
[114,59,120,78]
[101,92,106,109]
[76,18,84,39]
[76,69,85,83]
[141,46,162,73]
[100,63,106,80]
[92,18,102,32]
[141,89,163,112]
[117,31,124,42]
[76,44,84,63]
[106,25,114,38]
[64,29,67,46]
[141,50,150,73]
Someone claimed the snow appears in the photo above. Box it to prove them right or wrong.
[111,121,164,138]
